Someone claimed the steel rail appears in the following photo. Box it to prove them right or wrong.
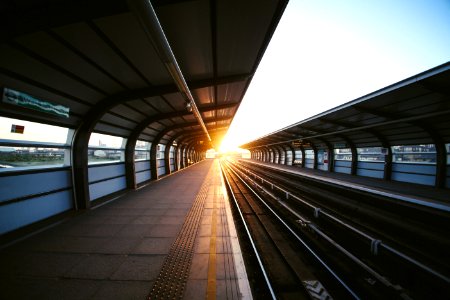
[219,160,276,300]
[234,160,450,287]
[246,160,450,213]
[223,160,360,299]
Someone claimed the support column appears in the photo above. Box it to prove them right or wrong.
[71,130,91,210]
[312,144,318,169]
[150,142,158,180]
[350,144,357,175]
[174,145,179,171]
[164,142,173,175]
[125,138,137,189]
[301,146,305,168]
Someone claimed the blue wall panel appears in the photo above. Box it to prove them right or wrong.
[170,158,174,172]
[334,166,352,174]
[357,168,383,178]
[0,190,73,235]
[136,171,151,184]
[157,159,166,176]
[391,163,436,186]
[357,162,385,170]
[334,160,351,174]
[392,172,435,186]
[357,162,384,178]
[335,160,352,167]
[135,160,150,172]
[392,163,436,175]
[89,176,126,200]
[135,160,151,184]
[158,167,166,176]
[88,164,125,183]
[0,170,71,202]
[305,158,314,169]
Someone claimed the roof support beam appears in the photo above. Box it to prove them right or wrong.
[0,0,201,42]
[128,0,210,141]
[161,127,227,175]
[149,117,230,179]
[244,108,450,150]
[109,73,249,104]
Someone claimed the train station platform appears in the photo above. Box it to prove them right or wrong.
[0,159,250,300]
[242,160,450,211]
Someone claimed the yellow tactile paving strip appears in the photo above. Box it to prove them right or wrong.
[206,183,218,299]
[147,166,213,299]
[182,159,251,300]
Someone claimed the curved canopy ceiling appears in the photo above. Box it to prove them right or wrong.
[0,0,288,150]
[241,62,450,150]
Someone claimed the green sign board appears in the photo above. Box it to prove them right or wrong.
[2,88,69,118]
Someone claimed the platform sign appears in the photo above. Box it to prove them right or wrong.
[292,140,302,147]
[2,88,69,118]
[302,142,311,147]
[292,140,311,148]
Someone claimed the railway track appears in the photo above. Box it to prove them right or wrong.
[235,159,450,294]
[223,160,389,299]
[221,158,450,299]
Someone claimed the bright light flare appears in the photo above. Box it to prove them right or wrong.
[219,134,241,153]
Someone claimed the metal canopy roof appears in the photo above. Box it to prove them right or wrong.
[0,0,288,150]
[241,62,450,150]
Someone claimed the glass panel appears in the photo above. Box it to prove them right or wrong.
[0,116,69,144]
[293,150,302,165]
[157,144,165,159]
[134,150,149,161]
[206,149,215,159]
[0,146,66,169]
[241,149,251,159]
[357,147,386,162]
[334,148,352,161]
[88,132,124,149]
[305,149,314,159]
[134,140,150,161]
[392,144,436,164]
[88,149,124,164]
[135,140,150,150]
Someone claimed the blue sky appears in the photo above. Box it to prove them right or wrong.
[220,0,450,151]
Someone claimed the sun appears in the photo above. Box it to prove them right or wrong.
[219,136,240,153]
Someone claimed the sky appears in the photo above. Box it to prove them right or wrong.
[220,0,450,152]
[0,117,69,144]
[0,117,122,148]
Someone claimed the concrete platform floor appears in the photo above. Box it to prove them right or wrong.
[0,159,250,300]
